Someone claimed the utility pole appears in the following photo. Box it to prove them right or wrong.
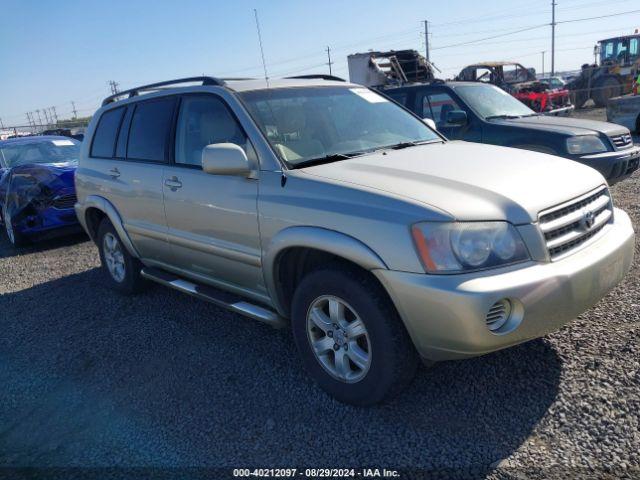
[71,101,78,119]
[326,46,333,75]
[108,80,120,95]
[551,0,556,76]
[541,51,546,77]
[423,20,430,62]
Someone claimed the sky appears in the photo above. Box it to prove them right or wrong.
[1,0,639,126]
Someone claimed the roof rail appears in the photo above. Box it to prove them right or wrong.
[285,74,346,82]
[101,76,225,106]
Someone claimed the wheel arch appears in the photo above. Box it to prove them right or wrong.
[263,227,389,317]
[81,195,140,258]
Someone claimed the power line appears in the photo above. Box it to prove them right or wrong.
[432,24,547,50]
[556,8,640,24]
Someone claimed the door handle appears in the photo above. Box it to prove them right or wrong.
[109,167,121,178]
[164,176,182,191]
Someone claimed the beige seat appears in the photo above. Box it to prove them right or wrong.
[272,105,324,161]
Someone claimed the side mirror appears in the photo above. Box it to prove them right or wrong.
[202,143,250,176]
[446,110,468,126]
[422,118,437,130]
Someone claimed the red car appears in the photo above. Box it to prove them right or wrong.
[457,62,574,115]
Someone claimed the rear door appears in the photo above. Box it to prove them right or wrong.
[161,93,262,293]
[89,97,176,262]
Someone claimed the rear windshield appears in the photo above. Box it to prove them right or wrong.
[0,138,80,168]
[239,86,439,166]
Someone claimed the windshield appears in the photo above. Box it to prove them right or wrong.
[454,84,535,119]
[0,138,80,168]
[239,86,440,167]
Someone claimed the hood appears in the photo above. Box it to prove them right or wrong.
[490,115,628,136]
[298,141,605,224]
[4,162,76,195]
[8,162,75,182]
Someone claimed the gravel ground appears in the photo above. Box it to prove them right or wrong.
[0,111,639,478]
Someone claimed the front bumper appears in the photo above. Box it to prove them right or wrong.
[15,206,79,237]
[578,145,640,184]
[374,208,635,361]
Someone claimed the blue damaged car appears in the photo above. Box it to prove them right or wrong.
[0,136,81,246]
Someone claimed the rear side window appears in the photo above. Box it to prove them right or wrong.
[91,107,125,158]
[127,98,176,162]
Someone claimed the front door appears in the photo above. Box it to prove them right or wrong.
[418,90,481,142]
[161,94,263,295]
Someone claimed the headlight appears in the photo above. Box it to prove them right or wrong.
[566,136,608,155]
[411,222,530,273]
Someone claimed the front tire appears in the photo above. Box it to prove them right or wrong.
[2,204,26,247]
[97,218,146,294]
[291,266,419,406]
[593,76,622,108]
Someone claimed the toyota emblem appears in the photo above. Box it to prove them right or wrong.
[582,210,595,230]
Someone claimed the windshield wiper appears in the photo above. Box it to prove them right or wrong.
[485,114,522,120]
[293,152,363,169]
[382,139,441,150]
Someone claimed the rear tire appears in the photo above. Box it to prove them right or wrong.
[291,265,419,406]
[97,218,146,294]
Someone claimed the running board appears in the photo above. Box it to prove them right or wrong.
[140,267,285,328]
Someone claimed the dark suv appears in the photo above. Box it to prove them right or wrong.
[385,81,640,184]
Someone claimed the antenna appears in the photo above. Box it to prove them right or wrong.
[254,9,269,86]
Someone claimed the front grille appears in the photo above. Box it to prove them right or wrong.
[610,133,633,149]
[538,186,613,260]
[52,194,77,210]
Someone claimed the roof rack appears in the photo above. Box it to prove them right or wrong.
[101,76,225,106]
[285,74,346,82]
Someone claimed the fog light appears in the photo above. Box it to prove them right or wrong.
[485,299,512,332]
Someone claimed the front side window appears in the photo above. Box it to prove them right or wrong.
[602,41,615,61]
[127,98,176,162]
[424,93,462,128]
[239,86,439,166]
[175,95,247,166]
[630,38,639,57]
[0,138,80,168]
[91,107,125,158]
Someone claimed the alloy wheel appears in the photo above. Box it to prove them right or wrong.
[103,232,126,282]
[306,295,372,383]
